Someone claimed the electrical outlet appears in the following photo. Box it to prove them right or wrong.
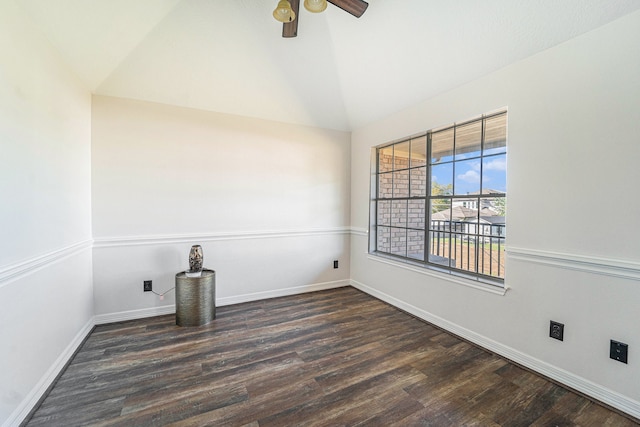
[549,321,564,341]
[143,280,152,292]
[610,340,628,364]
[333,260,339,269]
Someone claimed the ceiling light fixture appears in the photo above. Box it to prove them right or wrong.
[304,0,327,13]
[273,0,296,23]
[276,0,368,38]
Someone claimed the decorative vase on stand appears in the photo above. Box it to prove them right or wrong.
[187,245,203,277]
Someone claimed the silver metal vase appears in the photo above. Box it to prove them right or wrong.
[188,245,203,275]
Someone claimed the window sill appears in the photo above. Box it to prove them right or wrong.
[366,252,508,296]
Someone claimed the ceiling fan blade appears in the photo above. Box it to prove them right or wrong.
[282,0,299,38]
[327,0,368,18]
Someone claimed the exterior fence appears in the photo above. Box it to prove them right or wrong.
[430,220,505,279]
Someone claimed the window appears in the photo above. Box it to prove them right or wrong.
[370,111,507,285]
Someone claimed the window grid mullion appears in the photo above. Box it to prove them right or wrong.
[371,113,506,284]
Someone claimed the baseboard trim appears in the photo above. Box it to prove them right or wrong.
[0,240,93,288]
[95,305,177,325]
[95,280,351,325]
[216,280,350,306]
[5,317,95,427]
[349,279,640,420]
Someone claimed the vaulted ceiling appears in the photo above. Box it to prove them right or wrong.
[18,0,640,131]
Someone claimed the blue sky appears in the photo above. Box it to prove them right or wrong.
[432,153,506,194]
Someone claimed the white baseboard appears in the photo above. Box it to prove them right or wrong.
[94,280,350,325]
[349,279,640,420]
[216,280,350,306]
[95,305,176,325]
[4,317,95,427]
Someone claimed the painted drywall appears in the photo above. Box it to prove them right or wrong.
[0,1,93,425]
[350,10,640,417]
[91,96,351,319]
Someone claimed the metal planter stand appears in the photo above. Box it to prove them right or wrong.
[175,269,216,327]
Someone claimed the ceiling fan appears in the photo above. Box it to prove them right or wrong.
[273,0,369,38]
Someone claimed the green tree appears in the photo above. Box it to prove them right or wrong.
[431,182,453,213]
[493,197,506,216]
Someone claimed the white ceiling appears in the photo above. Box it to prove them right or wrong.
[18,0,640,131]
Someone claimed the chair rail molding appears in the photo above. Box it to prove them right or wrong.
[0,239,93,288]
[349,227,368,237]
[93,227,352,248]
[507,247,640,281]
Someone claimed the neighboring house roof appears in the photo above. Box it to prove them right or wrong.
[432,206,504,224]
[480,207,500,216]
[480,216,506,225]
[432,206,478,221]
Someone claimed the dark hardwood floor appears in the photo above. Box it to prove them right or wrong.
[26,287,638,426]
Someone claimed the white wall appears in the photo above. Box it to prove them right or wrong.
[350,10,640,418]
[3,2,638,423]
[0,1,93,425]
[91,96,351,321]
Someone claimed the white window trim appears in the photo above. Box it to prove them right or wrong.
[367,252,508,296]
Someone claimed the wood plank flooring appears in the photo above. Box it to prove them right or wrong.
[26,287,638,426]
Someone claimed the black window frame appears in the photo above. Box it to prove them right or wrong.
[369,111,507,286]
